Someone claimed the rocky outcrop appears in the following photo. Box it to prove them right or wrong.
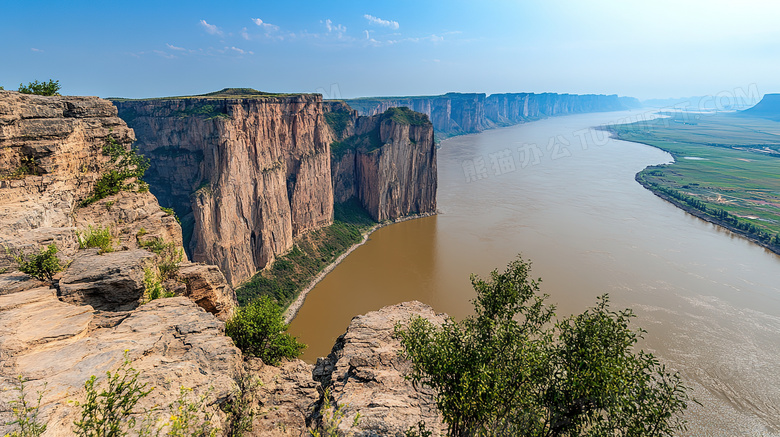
[313,301,447,436]
[0,290,243,436]
[0,90,235,322]
[0,91,135,269]
[114,94,335,287]
[328,106,437,221]
[346,92,640,135]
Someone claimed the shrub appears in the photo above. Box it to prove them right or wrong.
[142,265,174,303]
[4,375,47,437]
[73,352,152,437]
[225,295,306,365]
[396,256,693,437]
[76,225,114,254]
[18,80,60,96]
[137,237,168,255]
[309,388,360,437]
[158,244,184,280]
[8,244,63,282]
[81,136,149,206]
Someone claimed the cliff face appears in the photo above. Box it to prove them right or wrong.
[114,95,335,287]
[116,93,438,286]
[347,92,639,135]
[0,92,239,434]
[328,105,437,221]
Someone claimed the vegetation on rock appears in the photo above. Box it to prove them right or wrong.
[76,225,114,254]
[225,295,305,366]
[384,106,430,126]
[82,135,150,206]
[396,256,692,437]
[17,80,60,96]
[3,375,47,437]
[7,244,63,283]
[235,199,374,308]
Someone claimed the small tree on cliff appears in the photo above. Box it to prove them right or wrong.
[396,257,692,437]
[225,295,306,366]
[18,79,60,96]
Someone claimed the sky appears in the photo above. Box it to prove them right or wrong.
[2,0,780,100]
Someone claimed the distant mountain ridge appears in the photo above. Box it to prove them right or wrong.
[343,92,640,136]
[741,93,780,120]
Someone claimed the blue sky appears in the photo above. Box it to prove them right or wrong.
[2,0,780,100]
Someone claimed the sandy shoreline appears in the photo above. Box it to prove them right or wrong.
[282,211,437,324]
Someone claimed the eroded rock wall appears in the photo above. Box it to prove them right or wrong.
[328,106,437,221]
[347,92,639,135]
[114,96,335,287]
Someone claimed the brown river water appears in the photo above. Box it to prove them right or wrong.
[288,110,780,436]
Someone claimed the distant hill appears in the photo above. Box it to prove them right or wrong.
[740,93,780,120]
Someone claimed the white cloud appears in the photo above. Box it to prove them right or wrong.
[364,30,370,40]
[252,18,279,31]
[152,50,176,59]
[228,46,253,55]
[30,47,43,52]
[364,14,399,30]
[324,19,347,35]
[166,43,186,51]
[199,20,223,36]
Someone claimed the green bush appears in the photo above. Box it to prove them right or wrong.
[396,256,693,437]
[81,136,150,206]
[76,225,114,254]
[225,295,306,365]
[8,244,63,282]
[158,244,184,279]
[18,80,60,96]
[142,265,175,303]
[73,353,152,437]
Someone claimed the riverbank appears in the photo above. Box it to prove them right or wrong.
[605,113,780,256]
[634,175,780,257]
[283,211,437,323]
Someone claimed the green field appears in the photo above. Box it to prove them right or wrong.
[609,112,780,251]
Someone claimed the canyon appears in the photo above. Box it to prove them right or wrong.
[113,90,437,286]
[0,91,445,436]
[346,92,640,135]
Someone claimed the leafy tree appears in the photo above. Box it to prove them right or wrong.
[225,295,306,366]
[8,244,64,282]
[396,257,692,437]
[18,79,60,96]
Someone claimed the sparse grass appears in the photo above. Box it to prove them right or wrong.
[76,225,114,254]
[383,106,430,126]
[235,199,375,308]
[160,206,180,223]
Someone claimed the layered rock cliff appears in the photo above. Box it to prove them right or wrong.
[347,92,640,135]
[327,104,437,222]
[114,93,335,287]
[115,91,437,286]
[0,91,240,434]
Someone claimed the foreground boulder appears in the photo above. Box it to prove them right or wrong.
[312,301,446,436]
[0,289,242,436]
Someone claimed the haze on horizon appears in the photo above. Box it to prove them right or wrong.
[2,0,779,101]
